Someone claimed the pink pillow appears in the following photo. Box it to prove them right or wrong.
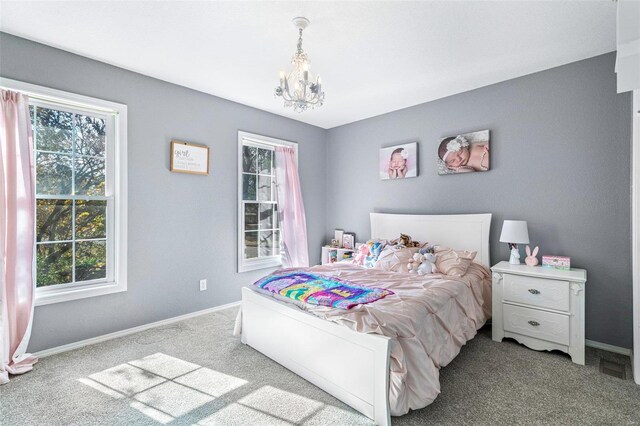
[434,246,477,277]
[374,246,420,273]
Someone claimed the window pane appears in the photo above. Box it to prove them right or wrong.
[272,230,281,256]
[75,240,107,281]
[75,114,106,157]
[257,148,272,174]
[36,152,72,195]
[243,174,256,201]
[36,199,72,242]
[244,203,258,231]
[75,156,105,196]
[259,203,274,230]
[76,200,107,239]
[258,175,272,201]
[242,145,257,173]
[259,231,274,257]
[244,231,258,259]
[36,242,72,287]
[35,107,73,152]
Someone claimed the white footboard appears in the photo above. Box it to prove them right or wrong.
[241,287,391,426]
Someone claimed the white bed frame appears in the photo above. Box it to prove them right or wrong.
[241,213,492,425]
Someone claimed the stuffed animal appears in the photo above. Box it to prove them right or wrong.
[352,244,370,266]
[371,241,384,258]
[365,241,384,267]
[416,252,438,275]
[407,252,423,273]
[392,233,412,247]
[525,245,539,266]
[390,233,426,248]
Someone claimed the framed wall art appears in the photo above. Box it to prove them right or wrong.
[170,140,210,175]
[380,142,418,180]
[437,130,490,175]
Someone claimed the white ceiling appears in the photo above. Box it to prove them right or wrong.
[0,1,616,129]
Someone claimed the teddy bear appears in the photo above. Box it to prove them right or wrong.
[408,251,438,275]
[407,252,423,273]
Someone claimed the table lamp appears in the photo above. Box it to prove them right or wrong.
[499,220,529,265]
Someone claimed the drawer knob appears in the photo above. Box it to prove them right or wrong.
[528,320,540,327]
[528,289,541,295]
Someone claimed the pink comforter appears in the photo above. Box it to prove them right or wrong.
[251,261,492,416]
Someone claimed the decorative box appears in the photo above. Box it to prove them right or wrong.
[542,255,571,270]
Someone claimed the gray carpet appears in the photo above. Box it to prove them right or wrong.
[1,306,639,425]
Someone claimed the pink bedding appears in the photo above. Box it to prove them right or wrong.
[246,262,492,416]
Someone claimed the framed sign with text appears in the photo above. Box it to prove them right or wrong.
[170,140,210,175]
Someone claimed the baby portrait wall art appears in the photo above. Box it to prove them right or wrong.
[437,130,490,175]
[379,142,418,180]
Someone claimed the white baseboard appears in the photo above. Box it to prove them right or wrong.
[585,339,633,357]
[34,301,241,358]
[32,302,634,362]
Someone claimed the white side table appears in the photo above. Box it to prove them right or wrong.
[321,246,356,265]
[491,261,587,365]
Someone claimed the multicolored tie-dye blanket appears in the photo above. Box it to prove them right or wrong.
[253,270,394,309]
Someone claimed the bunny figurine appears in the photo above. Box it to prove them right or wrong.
[525,245,539,266]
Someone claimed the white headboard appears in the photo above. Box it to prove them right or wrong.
[370,213,492,267]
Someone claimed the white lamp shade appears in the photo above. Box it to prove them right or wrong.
[499,220,530,244]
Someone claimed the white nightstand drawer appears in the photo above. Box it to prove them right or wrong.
[503,303,570,345]
[503,273,569,312]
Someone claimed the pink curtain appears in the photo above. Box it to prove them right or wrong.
[1,89,38,384]
[274,146,309,267]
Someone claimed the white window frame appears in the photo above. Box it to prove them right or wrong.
[0,77,128,306]
[237,131,297,273]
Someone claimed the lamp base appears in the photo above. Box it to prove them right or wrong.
[508,247,521,265]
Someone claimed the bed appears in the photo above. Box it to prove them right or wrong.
[240,213,492,425]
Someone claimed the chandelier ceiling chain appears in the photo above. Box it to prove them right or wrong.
[275,17,325,113]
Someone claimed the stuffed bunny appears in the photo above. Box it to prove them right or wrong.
[525,245,539,266]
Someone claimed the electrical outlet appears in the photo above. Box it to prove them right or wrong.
[199,279,207,291]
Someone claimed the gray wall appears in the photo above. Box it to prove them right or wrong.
[0,33,327,352]
[326,53,633,348]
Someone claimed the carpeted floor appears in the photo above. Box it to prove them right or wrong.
[1,306,639,425]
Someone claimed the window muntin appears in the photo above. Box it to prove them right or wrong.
[31,101,114,288]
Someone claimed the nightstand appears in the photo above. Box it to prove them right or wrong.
[321,246,356,265]
[491,261,587,365]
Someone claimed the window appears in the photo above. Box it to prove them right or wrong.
[1,78,127,305]
[237,131,296,272]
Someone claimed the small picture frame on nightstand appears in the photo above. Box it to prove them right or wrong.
[343,233,356,250]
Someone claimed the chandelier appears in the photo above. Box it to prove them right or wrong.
[275,17,325,113]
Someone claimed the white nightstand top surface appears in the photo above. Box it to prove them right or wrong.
[491,261,586,283]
